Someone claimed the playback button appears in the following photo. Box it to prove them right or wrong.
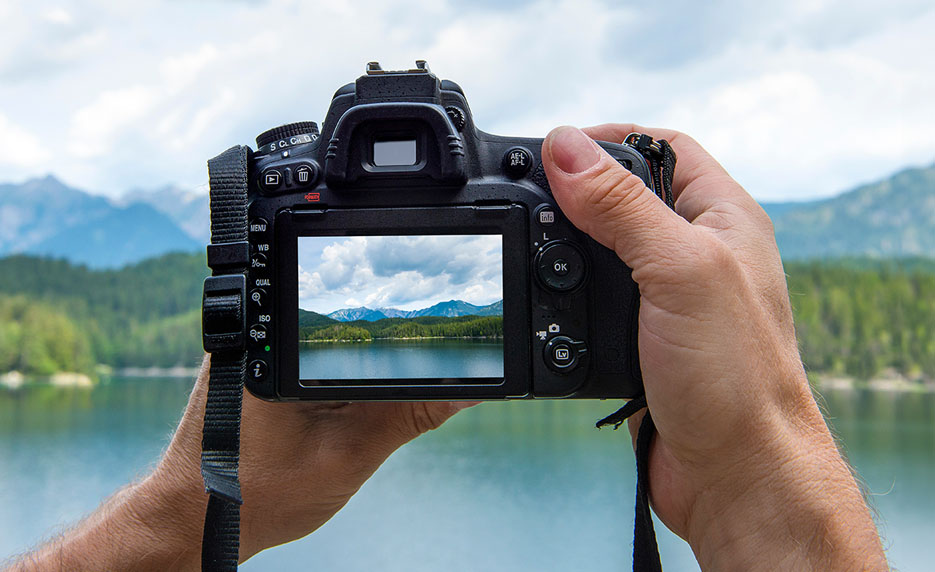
[260,169,283,192]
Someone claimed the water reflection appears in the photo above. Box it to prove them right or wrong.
[0,381,931,571]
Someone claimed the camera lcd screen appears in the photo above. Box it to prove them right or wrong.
[297,234,504,383]
[373,139,417,166]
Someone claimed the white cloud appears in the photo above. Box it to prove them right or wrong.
[41,8,73,25]
[0,113,50,168]
[297,235,502,314]
[68,86,160,158]
[0,0,932,200]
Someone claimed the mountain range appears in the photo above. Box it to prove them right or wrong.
[0,161,932,267]
[0,176,207,268]
[324,299,503,322]
[761,163,935,259]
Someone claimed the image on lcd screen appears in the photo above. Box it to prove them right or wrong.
[298,235,503,381]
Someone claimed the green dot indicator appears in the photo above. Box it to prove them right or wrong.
[264,345,271,352]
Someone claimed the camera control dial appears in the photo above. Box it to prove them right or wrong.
[255,121,320,149]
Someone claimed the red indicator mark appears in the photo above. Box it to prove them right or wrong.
[304,192,321,202]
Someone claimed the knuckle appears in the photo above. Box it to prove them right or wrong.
[582,165,647,219]
[686,235,741,283]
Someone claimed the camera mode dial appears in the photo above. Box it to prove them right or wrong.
[256,121,320,149]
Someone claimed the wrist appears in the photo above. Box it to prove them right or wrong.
[685,384,886,571]
[10,475,205,572]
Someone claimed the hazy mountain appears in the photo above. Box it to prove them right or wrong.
[327,307,392,322]
[327,299,503,322]
[122,184,210,243]
[0,175,114,253]
[0,176,201,268]
[2,159,932,269]
[27,203,200,269]
[763,162,935,259]
[404,299,503,318]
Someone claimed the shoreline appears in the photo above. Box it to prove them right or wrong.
[810,374,935,394]
[2,369,933,392]
[301,335,503,343]
[0,366,201,389]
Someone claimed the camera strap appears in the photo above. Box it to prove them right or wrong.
[201,145,252,572]
[596,133,677,572]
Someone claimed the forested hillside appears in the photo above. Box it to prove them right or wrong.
[299,313,503,341]
[0,253,206,375]
[0,254,933,383]
[785,259,935,381]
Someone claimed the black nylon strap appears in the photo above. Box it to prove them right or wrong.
[201,352,246,504]
[202,145,251,572]
[208,146,250,244]
[203,494,241,571]
[633,412,660,572]
[597,401,662,572]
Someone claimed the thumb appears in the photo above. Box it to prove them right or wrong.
[542,126,688,270]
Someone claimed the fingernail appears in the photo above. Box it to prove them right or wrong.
[547,126,601,174]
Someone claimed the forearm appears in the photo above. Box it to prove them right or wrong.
[6,473,205,572]
[686,386,887,571]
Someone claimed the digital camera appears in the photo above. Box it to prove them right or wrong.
[213,61,672,401]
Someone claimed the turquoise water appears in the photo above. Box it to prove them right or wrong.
[299,338,504,380]
[0,379,932,570]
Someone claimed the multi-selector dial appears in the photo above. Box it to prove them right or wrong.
[535,241,587,292]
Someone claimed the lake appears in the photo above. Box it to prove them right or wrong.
[299,338,504,380]
[0,379,932,570]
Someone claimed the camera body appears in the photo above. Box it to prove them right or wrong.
[235,62,660,401]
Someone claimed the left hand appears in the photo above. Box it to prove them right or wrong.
[19,356,475,571]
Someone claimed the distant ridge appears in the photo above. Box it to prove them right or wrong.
[0,175,201,268]
[1,158,932,268]
[762,162,935,259]
[325,299,503,322]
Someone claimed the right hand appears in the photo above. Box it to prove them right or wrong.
[541,125,887,571]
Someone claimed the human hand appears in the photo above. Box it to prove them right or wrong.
[541,125,887,571]
[9,357,473,571]
[153,356,475,566]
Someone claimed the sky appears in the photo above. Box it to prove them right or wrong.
[297,235,502,313]
[0,0,933,202]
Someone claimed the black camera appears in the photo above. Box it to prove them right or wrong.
[205,61,673,401]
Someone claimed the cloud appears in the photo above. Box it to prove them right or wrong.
[68,86,160,158]
[297,235,502,313]
[0,0,933,201]
[0,113,50,168]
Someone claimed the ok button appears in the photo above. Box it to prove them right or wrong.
[535,241,587,292]
[552,259,569,276]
